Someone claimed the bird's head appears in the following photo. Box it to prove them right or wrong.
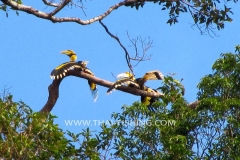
[117,72,135,80]
[81,61,89,68]
[60,50,77,61]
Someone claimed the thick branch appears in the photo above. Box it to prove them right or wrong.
[1,0,136,25]
[40,78,63,113]
[40,70,200,113]
[39,70,164,113]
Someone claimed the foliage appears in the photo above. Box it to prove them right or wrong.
[0,94,72,159]
[1,45,240,159]
[0,0,238,32]
[195,46,240,159]
[0,4,7,16]
[0,0,21,17]
[125,0,236,30]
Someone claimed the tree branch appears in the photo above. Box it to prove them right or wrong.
[99,20,134,74]
[1,0,136,25]
[42,0,60,7]
[126,32,153,67]
[39,70,164,113]
[49,0,70,16]
[40,70,199,113]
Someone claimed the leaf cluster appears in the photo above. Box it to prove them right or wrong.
[124,0,237,31]
[195,46,240,158]
[0,94,72,159]
[0,0,21,17]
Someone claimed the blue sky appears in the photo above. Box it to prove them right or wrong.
[0,1,240,133]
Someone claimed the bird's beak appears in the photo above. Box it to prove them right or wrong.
[83,61,89,66]
[60,50,67,54]
[117,73,129,79]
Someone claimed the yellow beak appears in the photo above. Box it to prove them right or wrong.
[60,50,68,54]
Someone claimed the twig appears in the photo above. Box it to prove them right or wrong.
[127,32,153,67]
[99,20,134,74]
[70,1,87,17]
[111,72,117,81]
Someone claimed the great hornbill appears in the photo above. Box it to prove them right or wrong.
[141,87,159,112]
[60,49,77,62]
[107,70,164,111]
[50,50,98,102]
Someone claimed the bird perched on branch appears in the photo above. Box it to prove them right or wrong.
[50,50,86,79]
[107,70,164,111]
[60,49,77,62]
[79,65,98,102]
[50,50,98,102]
[50,61,88,80]
[107,70,164,92]
[141,87,159,112]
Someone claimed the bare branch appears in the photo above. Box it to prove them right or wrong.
[42,0,60,7]
[49,0,70,16]
[39,69,199,113]
[39,70,164,113]
[1,0,137,25]
[42,0,86,17]
[99,21,153,75]
[70,0,87,16]
[99,20,134,74]
[127,32,153,67]
[69,0,85,9]
[127,32,139,59]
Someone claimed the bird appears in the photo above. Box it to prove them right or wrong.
[50,50,98,102]
[118,70,164,88]
[141,87,158,112]
[60,49,77,62]
[106,74,139,94]
[81,66,99,102]
[107,70,164,111]
[107,70,164,93]
[50,61,88,80]
[50,50,80,79]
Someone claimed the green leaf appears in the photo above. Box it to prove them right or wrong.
[0,5,7,11]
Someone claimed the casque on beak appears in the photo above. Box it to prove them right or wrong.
[117,73,130,79]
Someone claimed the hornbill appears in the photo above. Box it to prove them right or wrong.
[60,49,77,62]
[107,70,164,111]
[117,70,164,88]
[50,50,98,102]
[50,50,81,79]
[50,61,88,80]
[141,87,159,112]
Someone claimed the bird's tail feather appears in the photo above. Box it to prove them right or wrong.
[90,88,99,102]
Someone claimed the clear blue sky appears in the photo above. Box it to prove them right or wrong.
[0,1,240,133]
